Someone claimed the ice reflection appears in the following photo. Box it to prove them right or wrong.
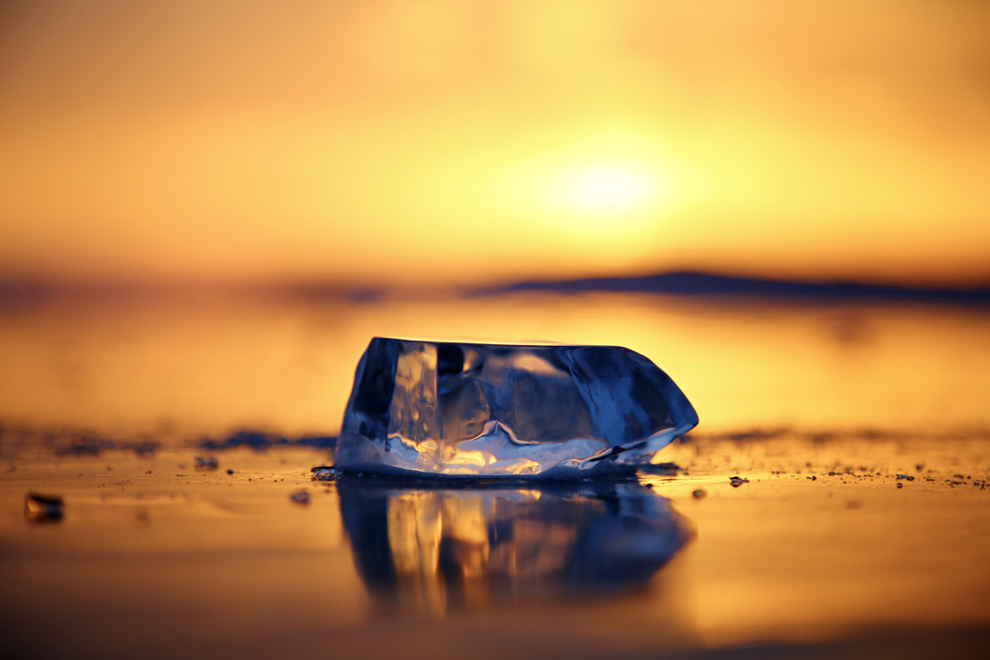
[338,479,691,616]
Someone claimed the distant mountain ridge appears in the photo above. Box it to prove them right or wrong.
[479,271,990,305]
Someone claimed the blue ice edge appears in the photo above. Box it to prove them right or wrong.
[332,459,640,482]
[327,452,690,484]
[332,428,695,482]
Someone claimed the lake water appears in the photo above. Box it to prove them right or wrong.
[1,290,988,658]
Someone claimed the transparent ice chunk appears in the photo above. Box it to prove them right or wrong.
[335,338,698,478]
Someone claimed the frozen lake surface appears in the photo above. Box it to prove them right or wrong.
[1,290,988,658]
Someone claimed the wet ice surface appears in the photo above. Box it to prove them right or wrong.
[336,338,697,478]
[1,292,989,658]
[1,432,989,659]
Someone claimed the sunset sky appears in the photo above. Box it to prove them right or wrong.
[1,0,988,287]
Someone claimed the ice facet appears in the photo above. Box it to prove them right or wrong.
[335,338,698,478]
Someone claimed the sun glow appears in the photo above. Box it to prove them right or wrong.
[555,162,659,213]
[489,132,683,246]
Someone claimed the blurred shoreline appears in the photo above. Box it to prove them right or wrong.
[4,269,990,307]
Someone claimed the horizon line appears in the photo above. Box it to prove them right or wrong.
[2,269,990,305]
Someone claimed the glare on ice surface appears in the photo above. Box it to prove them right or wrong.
[335,338,698,478]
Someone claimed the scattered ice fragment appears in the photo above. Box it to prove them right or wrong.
[692,489,706,499]
[290,491,310,504]
[25,493,63,522]
[729,476,749,487]
[335,338,698,478]
[311,466,339,482]
[896,474,915,481]
[194,457,219,471]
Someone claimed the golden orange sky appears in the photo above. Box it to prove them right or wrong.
[1,0,988,287]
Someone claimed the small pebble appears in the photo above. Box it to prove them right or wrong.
[729,476,749,488]
[692,489,706,499]
[897,482,904,489]
[290,491,310,505]
[226,469,234,475]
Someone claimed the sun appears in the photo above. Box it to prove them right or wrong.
[487,128,683,240]
[556,162,659,214]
